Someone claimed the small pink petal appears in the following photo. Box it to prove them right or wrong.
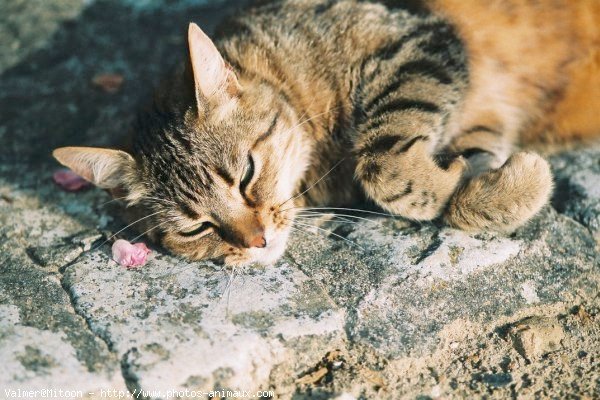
[112,239,151,268]
[53,169,92,192]
[92,73,124,93]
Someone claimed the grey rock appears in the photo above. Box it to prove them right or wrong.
[63,252,346,392]
[70,230,104,251]
[551,147,600,239]
[27,244,84,271]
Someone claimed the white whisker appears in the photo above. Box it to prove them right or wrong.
[223,266,238,317]
[296,210,380,224]
[91,210,165,251]
[292,214,362,225]
[290,219,365,251]
[283,206,396,218]
[279,106,342,137]
[279,158,345,208]
[141,196,178,207]
[129,219,174,242]
[97,196,129,207]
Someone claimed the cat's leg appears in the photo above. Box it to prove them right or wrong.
[353,19,476,222]
[354,63,468,221]
[355,135,466,221]
[355,104,552,229]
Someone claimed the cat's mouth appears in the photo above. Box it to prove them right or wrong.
[224,225,291,266]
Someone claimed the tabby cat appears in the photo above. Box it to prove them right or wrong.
[53,0,600,266]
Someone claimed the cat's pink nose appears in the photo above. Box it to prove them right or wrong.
[227,218,267,249]
[248,234,267,248]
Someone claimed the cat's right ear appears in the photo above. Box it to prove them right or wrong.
[52,147,136,190]
[187,22,241,107]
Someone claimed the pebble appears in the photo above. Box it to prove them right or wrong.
[508,316,565,361]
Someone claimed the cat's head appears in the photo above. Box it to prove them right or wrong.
[53,23,310,266]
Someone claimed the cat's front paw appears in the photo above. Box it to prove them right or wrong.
[358,140,466,220]
[445,151,553,232]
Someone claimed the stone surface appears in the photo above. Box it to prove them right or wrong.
[1,0,599,399]
[508,316,565,361]
[550,147,600,240]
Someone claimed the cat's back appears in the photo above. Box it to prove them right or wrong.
[219,0,599,142]
[215,0,452,147]
[218,0,429,62]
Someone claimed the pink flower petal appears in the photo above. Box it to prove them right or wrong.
[53,168,92,192]
[112,239,151,268]
[92,73,124,93]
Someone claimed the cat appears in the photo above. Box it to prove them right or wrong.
[53,0,600,266]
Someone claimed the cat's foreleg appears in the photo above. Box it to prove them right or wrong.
[351,19,474,221]
[354,118,467,221]
[353,58,473,220]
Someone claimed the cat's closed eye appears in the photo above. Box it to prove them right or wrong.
[240,154,254,192]
[180,222,213,238]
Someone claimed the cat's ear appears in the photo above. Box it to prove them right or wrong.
[187,22,240,104]
[52,147,136,189]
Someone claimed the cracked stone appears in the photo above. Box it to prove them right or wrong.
[27,243,84,271]
[70,230,103,251]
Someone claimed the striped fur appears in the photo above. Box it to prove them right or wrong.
[53,0,596,265]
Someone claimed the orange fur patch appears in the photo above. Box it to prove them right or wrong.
[428,0,600,143]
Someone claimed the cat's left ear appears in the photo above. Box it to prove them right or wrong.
[52,147,137,189]
[188,22,241,105]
